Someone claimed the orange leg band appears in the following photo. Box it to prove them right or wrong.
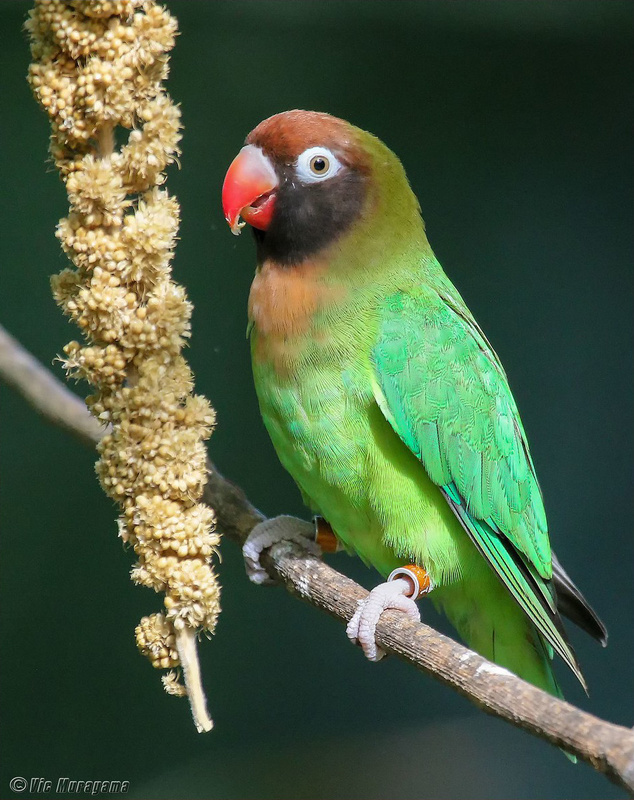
[387,564,434,599]
[314,517,340,553]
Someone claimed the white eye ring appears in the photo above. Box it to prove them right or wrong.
[295,146,342,183]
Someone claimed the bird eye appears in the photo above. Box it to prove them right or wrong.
[309,155,330,175]
[295,147,342,183]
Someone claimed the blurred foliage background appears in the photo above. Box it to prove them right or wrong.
[1,2,633,798]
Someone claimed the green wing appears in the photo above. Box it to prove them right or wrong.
[372,287,585,688]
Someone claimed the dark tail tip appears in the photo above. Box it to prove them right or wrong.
[552,553,608,647]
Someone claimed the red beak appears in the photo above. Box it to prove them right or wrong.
[222,145,279,235]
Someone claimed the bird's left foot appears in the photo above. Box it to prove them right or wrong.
[346,565,433,661]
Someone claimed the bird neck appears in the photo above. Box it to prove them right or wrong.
[248,161,435,374]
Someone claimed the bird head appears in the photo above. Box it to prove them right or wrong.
[222,110,421,266]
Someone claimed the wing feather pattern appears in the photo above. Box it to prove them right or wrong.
[372,288,586,687]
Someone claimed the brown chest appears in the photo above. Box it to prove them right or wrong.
[248,260,343,373]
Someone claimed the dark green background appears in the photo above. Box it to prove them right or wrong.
[1,2,632,798]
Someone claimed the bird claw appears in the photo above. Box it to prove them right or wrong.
[243,515,321,585]
[346,578,422,661]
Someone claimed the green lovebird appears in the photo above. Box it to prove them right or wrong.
[221,109,606,697]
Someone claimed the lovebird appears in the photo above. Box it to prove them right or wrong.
[221,110,606,697]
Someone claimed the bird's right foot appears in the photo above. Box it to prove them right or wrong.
[242,515,321,585]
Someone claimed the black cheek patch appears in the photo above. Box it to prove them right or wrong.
[254,169,366,266]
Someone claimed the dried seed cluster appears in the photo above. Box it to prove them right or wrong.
[27,0,220,708]
[136,612,179,670]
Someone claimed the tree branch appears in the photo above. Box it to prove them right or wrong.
[0,324,104,446]
[2,324,633,794]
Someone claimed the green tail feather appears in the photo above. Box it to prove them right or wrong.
[441,483,587,692]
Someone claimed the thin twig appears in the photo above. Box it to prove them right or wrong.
[1,327,633,794]
[174,626,213,733]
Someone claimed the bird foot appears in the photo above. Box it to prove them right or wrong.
[242,515,321,585]
[346,565,433,661]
